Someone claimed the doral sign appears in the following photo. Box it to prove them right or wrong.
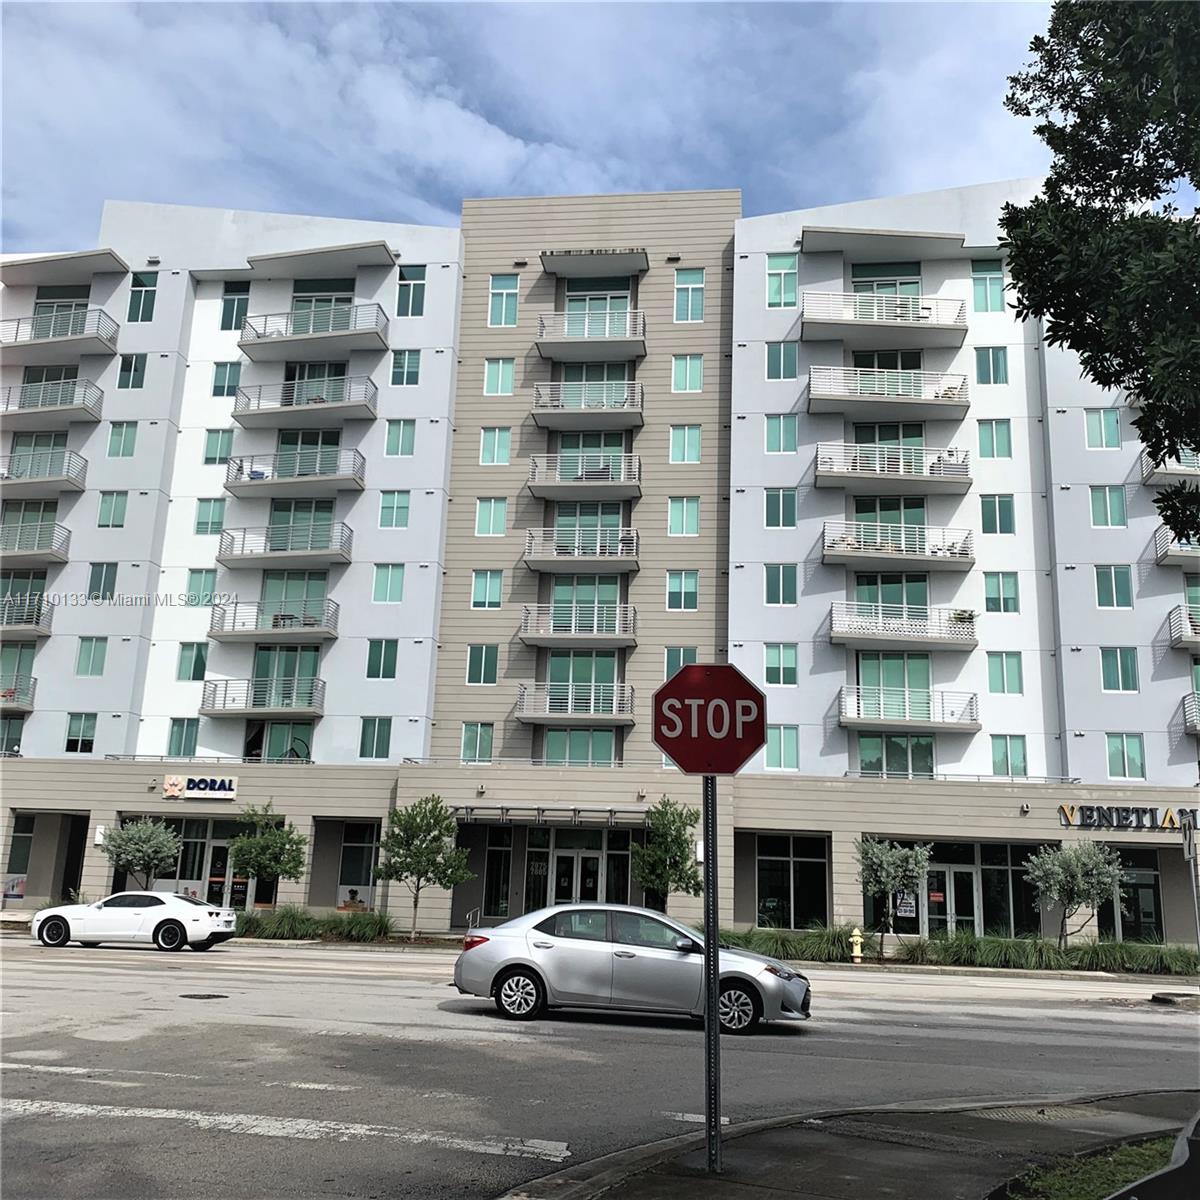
[1057,803,1199,833]
[163,775,238,800]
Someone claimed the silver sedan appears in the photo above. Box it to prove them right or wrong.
[453,903,810,1034]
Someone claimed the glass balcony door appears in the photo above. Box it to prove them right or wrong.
[276,430,340,478]
[31,300,88,339]
[9,432,67,478]
[561,362,628,410]
[854,496,927,553]
[261,570,327,627]
[565,286,630,339]
[554,502,622,555]
[853,423,925,475]
[252,644,320,708]
[858,652,931,719]
[547,650,617,714]
[852,350,924,397]
[855,573,929,622]
[281,361,348,407]
[551,575,620,634]
[268,500,335,552]
[290,294,353,335]
[558,431,623,481]
[20,366,78,409]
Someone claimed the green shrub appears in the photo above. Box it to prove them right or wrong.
[338,911,396,942]
[1068,938,1129,973]
[747,927,804,961]
[235,912,263,937]
[1159,944,1200,976]
[930,930,980,966]
[1024,935,1069,970]
[794,923,877,962]
[896,936,931,964]
[717,928,752,949]
[257,904,322,940]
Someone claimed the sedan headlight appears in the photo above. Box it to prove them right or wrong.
[764,964,794,981]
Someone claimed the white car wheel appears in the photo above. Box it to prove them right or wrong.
[718,983,760,1034]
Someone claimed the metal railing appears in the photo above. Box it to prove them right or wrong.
[1185,692,1200,734]
[0,594,52,628]
[537,310,646,340]
[524,527,639,560]
[0,449,87,486]
[209,599,340,637]
[234,376,378,417]
[1169,604,1200,644]
[823,520,974,560]
[809,365,969,403]
[0,522,70,557]
[802,292,967,327]
[200,677,326,712]
[844,769,1078,784]
[1155,525,1200,560]
[528,453,641,486]
[0,674,36,707]
[0,379,103,418]
[532,381,643,415]
[1140,447,1200,481]
[0,308,119,347]
[106,754,314,765]
[218,522,354,559]
[225,448,365,487]
[240,303,388,341]
[840,686,979,725]
[816,442,970,481]
[830,601,976,643]
[521,603,637,639]
[516,682,635,718]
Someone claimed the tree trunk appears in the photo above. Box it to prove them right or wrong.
[410,887,420,942]
[1059,908,1068,952]
[880,893,893,962]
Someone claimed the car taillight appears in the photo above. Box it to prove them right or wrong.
[462,935,489,952]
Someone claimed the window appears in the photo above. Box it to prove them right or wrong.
[127,272,157,322]
[396,265,426,317]
[204,428,233,465]
[483,358,514,396]
[981,493,1015,534]
[765,725,799,769]
[612,911,688,949]
[373,564,405,603]
[488,274,518,326]
[544,728,615,767]
[765,643,799,685]
[975,347,1008,385]
[475,498,507,536]
[177,642,207,682]
[0,716,24,756]
[88,562,117,600]
[220,281,250,331]
[669,425,701,463]
[97,492,127,528]
[857,732,934,778]
[984,571,1020,613]
[991,734,1027,777]
[466,644,499,685]
[978,419,1012,458]
[471,569,503,609]
[672,354,703,393]
[765,562,798,605]
[65,713,97,754]
[1101,647,1139,692]
[1106,733,1145,780]
[168,718,198,757]
[765,488,798,528]
[674,268,704,322]
[480,427,511,465]
[117,354,146,389]
[185,568,216,606]
[971,260,1004,313]
[537,908,609,940]
[391,350,420,386]
[666,570,699,611]
[765,413,798,453]
[107,422,137,458]
[359,717,392,759]
[194,498,225,535]
[1095,564,1133,609]
[461,722,494,764]
[1085,409,1120,449]
[385,419,415,457]
[767,253,798,308]
[1090,485,1127,528]
[667,496,700,537]
[76,636,107,677]
[987,651,1023,694]
[367,639,399,679]
[379,491,410,529]
[665,646,697,678]
[766,341,799,380]
[212,362,241,398]
[755,835,829,929]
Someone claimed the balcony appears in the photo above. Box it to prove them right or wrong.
[520,603,637,648]
[524,527,639,573]
[224,449,365,497]
[823,520,974,571]
[0,450,87,498]
[0,675,36,714]
[800,292,967,349]
[233,377,377,428]
[528,453,641,500]
[1141,448,1200,486]
[1185,693,1200,736]
[808,366,969,420]
[208,599,339,643]
[1168,605,1200,651]
[199,677,325,718]
[0,308,119,364]
[536,310,646,362]
[838,686,981,732]
[829,601,977,650]
[515,682,635,726]
[0,379,103,429]
[238,303,389,362]
[531,382,644,430]
[216,523,353,569]
[815,443,971,495]
[1155,525,1200,568]
[0,522,71,568]
[0,594,53,637]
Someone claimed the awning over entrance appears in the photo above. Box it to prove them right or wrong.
[450,805,647,826]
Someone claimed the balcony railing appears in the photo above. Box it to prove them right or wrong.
[0,308,119,348]
[809,365,969,405]
[1169,604,1200,648]
[0,449,88,487]
[0,521,70,558]
[802,293,967,327]
[0,379,103,419]
[537,310,646,340]
[0,594,52,630]
[840,686,979,726]
[1185,692,1200,735]
[217,522,354,561]
[830,601,977,644]
[240,303,387,342]
[823,520,974,561]
[532,381,643,415]
[0,674,36,708]
[225,449,365,488]
[1141,447,1200,483]
[209,599,340,638]
[516,682,635,719]
[521,603,637,639]
[106,754,314,765]
[1155,525,1200,564]
[815,442,970,482]
[234,376,378,418]
[200,677,325,713]
[524,527,639,561]
[528,453,640,487]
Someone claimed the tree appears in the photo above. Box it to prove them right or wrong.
[1023,842,1127,950]
[101,819,181,890]
[856,837,932,960]
[228,802,308,907]
[630,795,702,915]
[377,795,474,941]
[1000,2,1200,540]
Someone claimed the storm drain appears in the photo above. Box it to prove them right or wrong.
[973,1105,1098,1123]
[178,993,228,1000]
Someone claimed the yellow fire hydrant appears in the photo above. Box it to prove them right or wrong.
[850,927,863,964]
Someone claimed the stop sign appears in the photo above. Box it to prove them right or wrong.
[651,663,767,775]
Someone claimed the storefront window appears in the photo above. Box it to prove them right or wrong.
[483,826,513,918]
[755,834,828,929]
[1098,848,1163,942]
[338,821,378,911]
[6,813,34,874]
[524,827,550,913]
[980,842,1041,937]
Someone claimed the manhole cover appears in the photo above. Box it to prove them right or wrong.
[974,1105,1097,1123]
[179,993,227,1000]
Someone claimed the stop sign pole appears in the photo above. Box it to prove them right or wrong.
[651,664,766,1175]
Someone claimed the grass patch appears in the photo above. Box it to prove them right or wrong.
[1006,1136,1174,1200]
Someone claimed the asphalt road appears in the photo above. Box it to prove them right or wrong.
[2,939,1196,1200]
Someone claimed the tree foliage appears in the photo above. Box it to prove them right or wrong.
[630,795,703,914]
[856,838,932,960]
[1023,842,1127,949]
[101,819,181,889]
[228,802,308,901]
[1000,1,1200,539]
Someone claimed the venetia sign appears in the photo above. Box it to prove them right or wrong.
[1057,803,1199,832]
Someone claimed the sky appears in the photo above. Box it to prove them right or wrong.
[0,1,1053,251]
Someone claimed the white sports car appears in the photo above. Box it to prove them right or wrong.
[32,891,238,952]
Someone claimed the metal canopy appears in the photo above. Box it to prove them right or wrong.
[799,226,971,262]
[540,248,650,277]
[0,248,130,286]
[245,240,397,277]
[450,805,647,826]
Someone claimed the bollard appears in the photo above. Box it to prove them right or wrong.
[850,927,863,964]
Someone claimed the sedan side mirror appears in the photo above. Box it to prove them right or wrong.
[674,936,697,953]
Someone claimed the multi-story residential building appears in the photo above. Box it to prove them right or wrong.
[2,183,1196,948]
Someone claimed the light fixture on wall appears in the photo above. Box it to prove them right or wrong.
[476,784,487,796]
[636,789,647,800]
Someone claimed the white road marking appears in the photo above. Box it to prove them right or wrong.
[662,1111,730,1125]
[264,1081,358,1092]
[2,1099,570,1161]
[1,1063,358,1092]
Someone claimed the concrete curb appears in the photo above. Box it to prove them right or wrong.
[782,957,1200,987]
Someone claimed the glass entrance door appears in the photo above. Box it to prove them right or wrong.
[925,866,979,935]
[552,851,602,904]
[205,843,250,909]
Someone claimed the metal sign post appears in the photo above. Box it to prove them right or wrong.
[702,772,721,1174]
[1181,812,1200,957]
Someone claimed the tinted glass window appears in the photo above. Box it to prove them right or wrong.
[102,895,139,908]
[546,910,609,941]
[612,912,688,950]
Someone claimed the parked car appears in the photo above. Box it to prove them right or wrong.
[31,891,237,952]
[453,903,810,1034]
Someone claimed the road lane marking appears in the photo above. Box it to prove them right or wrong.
[2,1063,358,1092]
[1,1099,570,1161]
[662,1111,730,1125]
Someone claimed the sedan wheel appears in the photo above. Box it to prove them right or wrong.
[718,983,760,1034]
[38,917,71,947]
[153,921,186,952]
[494,970,545,1020]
